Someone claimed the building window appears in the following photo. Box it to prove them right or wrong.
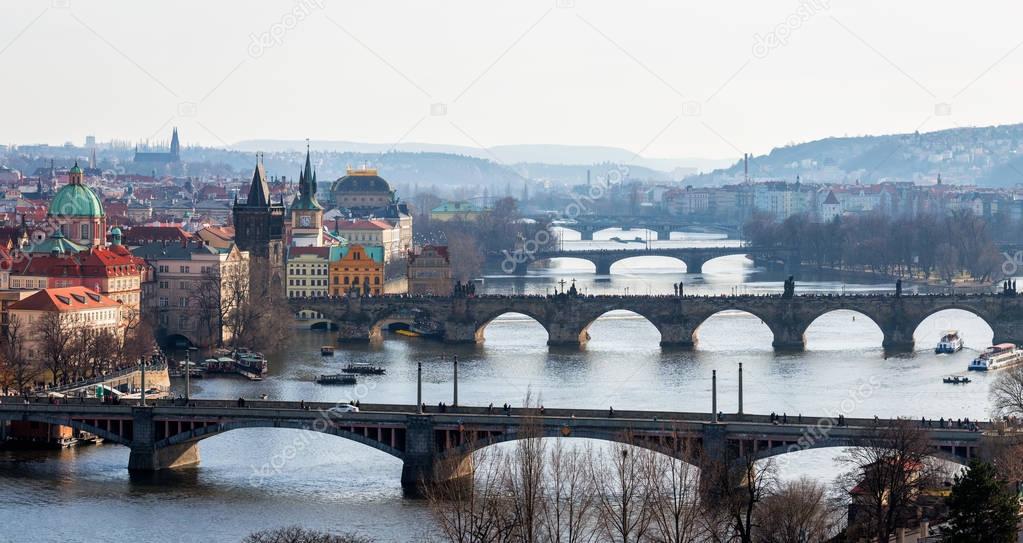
[159,297,168,307]
[158,265,169,273]
[80,223,90,241]
[180,265,190,273]
[159,281,168,289]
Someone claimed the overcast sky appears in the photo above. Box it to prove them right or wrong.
[2,0,1022,160]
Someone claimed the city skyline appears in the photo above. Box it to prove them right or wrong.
[3,1,1023,161]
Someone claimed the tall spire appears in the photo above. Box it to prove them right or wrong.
[170,127,180,157]
[292,140,322,211]
[244,154,271,207]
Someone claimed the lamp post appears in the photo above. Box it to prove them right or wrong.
[712,370,718,423]
[737,363,743,416]
[140,357,146,407]
[452,355,458,407]
[417,362,423,414]
[185,346,197,404]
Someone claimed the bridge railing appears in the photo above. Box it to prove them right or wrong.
[0,398,989,432]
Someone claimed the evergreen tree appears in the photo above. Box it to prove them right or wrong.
[942,459,1018,543]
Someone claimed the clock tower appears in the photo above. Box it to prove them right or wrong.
[289,144,324,246]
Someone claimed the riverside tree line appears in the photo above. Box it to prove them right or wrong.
[744,211,1006,284]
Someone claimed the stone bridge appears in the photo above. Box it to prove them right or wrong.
[533,215,741,240]
[289,293,1023,351]
[495,246,798,275]
[0,400,996,494]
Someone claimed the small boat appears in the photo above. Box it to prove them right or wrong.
[943,375,971,384]
[342,363,386,375]
[317,373,357,385]
[395,329,421,338]
[234,350,268,375]
[935,330,964,353]
[321,345,335,356]
[968,343,1023,371]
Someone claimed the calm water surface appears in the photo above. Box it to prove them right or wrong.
[0,231,997,542]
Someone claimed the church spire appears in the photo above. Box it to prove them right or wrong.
[244,153,271,207]
[292,141,322,211]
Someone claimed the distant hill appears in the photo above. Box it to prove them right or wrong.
[232,140,728,175]
[685,122,1023,187]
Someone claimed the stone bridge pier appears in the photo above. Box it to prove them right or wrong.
[400,416,473,496]
[127,407,200,472]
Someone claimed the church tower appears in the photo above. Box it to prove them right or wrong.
[289,144,324,246]
[232,155,285,298]
[170,127,180,160]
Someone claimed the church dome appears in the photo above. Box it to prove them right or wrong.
[49,183,104,218]
[330,167,392,194]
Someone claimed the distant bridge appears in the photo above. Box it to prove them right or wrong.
[289,292,1021,351]
[0,400,996,493]
[491,245,797,275]
[536,215,741,240]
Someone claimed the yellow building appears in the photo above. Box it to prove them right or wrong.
[429,200,487,222]
[328,244,384,296]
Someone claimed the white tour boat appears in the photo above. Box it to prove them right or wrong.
[935,330,964,353]
[968,343,1023,371]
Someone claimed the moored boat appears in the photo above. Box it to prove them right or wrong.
[342,363,386,375]
[321,345,335,356]
[395,329,420,338]
[968,343,1023,371]
[942,375,971,384]
[935,330,964,353]
[316,373,357,385]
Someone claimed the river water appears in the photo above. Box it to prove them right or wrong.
[0,231,998,542]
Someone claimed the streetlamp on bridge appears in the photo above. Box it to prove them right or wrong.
[452,355,458,407]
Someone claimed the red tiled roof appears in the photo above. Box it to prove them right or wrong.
[10,286,121,312]
[335,219,392,230]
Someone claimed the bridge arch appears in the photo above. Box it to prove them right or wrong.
[608,255,687,274]
[527,257,597,274]
[911,306,995,349]
[801,309,885,350]
[0,413,132,446]
[439,425,701,466]
[749,439,972,467]
[692,308,781,350]
[474,310,552,344]
[579,308,664,347]
[155,419,406,460]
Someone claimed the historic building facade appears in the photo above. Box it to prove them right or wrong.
[407,245,452,295]
[232,157,285,298]
[133,241,249,348]
[328,244,384,296]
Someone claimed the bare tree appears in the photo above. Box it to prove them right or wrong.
[539,439,597,543]
[588,438,653,543]
[0,315,36,395]
[503,401,547,543]
[643,438,704,543]
[34,312,78,385]
[838,419,936,542]
[426,446,515,543]
[753,476,841,543]
[242,526,374,543]
[990,365,1023,421]
[704,452,777,543]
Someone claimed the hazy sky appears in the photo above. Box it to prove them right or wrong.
[3,0,1022,160]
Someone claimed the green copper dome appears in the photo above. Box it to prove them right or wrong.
[69,162,83,175]
[49,183,104,218]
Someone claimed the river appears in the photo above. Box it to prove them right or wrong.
[0,230,997,542]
